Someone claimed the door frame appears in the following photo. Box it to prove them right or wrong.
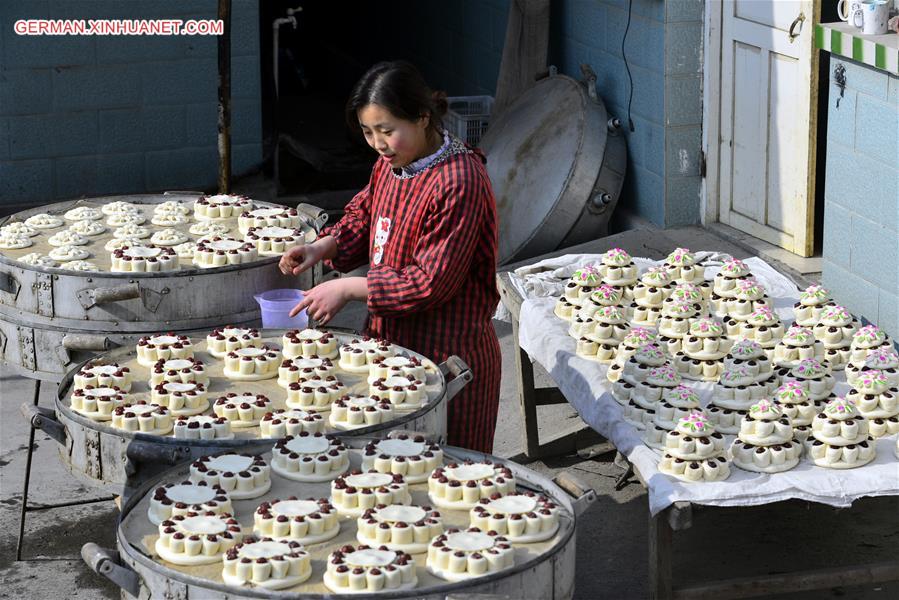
[701,0,724,225]
[701,0,821,257]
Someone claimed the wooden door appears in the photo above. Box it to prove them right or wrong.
[719,0,819,256]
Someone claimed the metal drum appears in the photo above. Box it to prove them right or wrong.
[81,441,595,599]
[0,193,327,381]
[24,329,471,500]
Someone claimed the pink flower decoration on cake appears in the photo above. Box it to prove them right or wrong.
[574,266,601,284]
[857,371,888,389]
[668,385,699,403]
[800,285,829,302]
[666,248,693,265]
[853,325,885,345]
[670,284,702,302]
[681,411,709,433]
[730,339,763,357]
[604,247,631,264]
[822,305,852,323]
[795,359,826,378]
[865,349,899,369]
[624,327,655,345]
[750,306,776,323]
[784,325,813,344]
[720,259,749,276]
[776,382,806,402]
[593,284,621,301]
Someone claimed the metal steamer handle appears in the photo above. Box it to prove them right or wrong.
[81,543,141,597]
[438,355,473,402]
[295,202,329,233]
[76,282,141,309]
[20,404,66,447]
[553,470,597,518]
[124,440,193,476]
[76,282,169,313]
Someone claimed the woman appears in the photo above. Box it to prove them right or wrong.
[279,61,501,453]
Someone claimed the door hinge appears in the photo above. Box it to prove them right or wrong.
[700,150,707,178]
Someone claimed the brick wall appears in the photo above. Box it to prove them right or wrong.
[821,58,899,339]
[411,0,704,228]
[552,0,704,227]
[0,0,262,210]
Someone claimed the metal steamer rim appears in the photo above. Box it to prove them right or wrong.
[0,194,319,277]
[103,443,591,598]
[53,329,464,445]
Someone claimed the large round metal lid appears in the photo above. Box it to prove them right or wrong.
[481,74,607,264]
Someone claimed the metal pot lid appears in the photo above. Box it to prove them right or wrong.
[481,71,608,264]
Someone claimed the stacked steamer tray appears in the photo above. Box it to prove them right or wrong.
[0,194,326,382]
[729,400,802,473]
[611,343,667,406]
[658,412,731,483]
[40,327,470,500]
[812,305,859,371]
[91,441,593,599]
[806,397,877,469]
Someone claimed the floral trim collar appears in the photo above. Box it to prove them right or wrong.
[391,130,471,179]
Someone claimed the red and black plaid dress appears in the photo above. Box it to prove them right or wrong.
[320,137,501,452]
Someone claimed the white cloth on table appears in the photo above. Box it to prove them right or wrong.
[514,254,899,515]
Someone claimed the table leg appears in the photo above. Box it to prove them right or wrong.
[649,509,674,600]
[511,316,540,458]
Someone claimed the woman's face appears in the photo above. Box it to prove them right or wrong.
[357,104,429,168]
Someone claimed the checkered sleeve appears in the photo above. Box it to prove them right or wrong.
[367,160,485,316]
[318,172,374,273]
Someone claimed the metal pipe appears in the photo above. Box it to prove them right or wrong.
[15,379,42,561]
[217,0,232,194]
[271,7,301,191]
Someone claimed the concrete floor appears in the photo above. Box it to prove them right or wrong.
[1,226,897,599]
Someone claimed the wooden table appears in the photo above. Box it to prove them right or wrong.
[496,229,899,599]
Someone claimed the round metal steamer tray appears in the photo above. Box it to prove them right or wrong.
[26,330,470,501]
[82,443,596,599]
[0,194,326,381]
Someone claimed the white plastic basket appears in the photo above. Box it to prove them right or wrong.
[445,95,494,146]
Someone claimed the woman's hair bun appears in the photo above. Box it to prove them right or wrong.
[431,90,448,117]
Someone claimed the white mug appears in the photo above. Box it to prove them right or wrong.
[860,0,889,34]
[838,0,863,23]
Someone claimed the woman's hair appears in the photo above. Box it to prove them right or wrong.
[346,61,447,135]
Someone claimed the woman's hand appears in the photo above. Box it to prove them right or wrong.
[279,243,323,276]
[290,277,368,324]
